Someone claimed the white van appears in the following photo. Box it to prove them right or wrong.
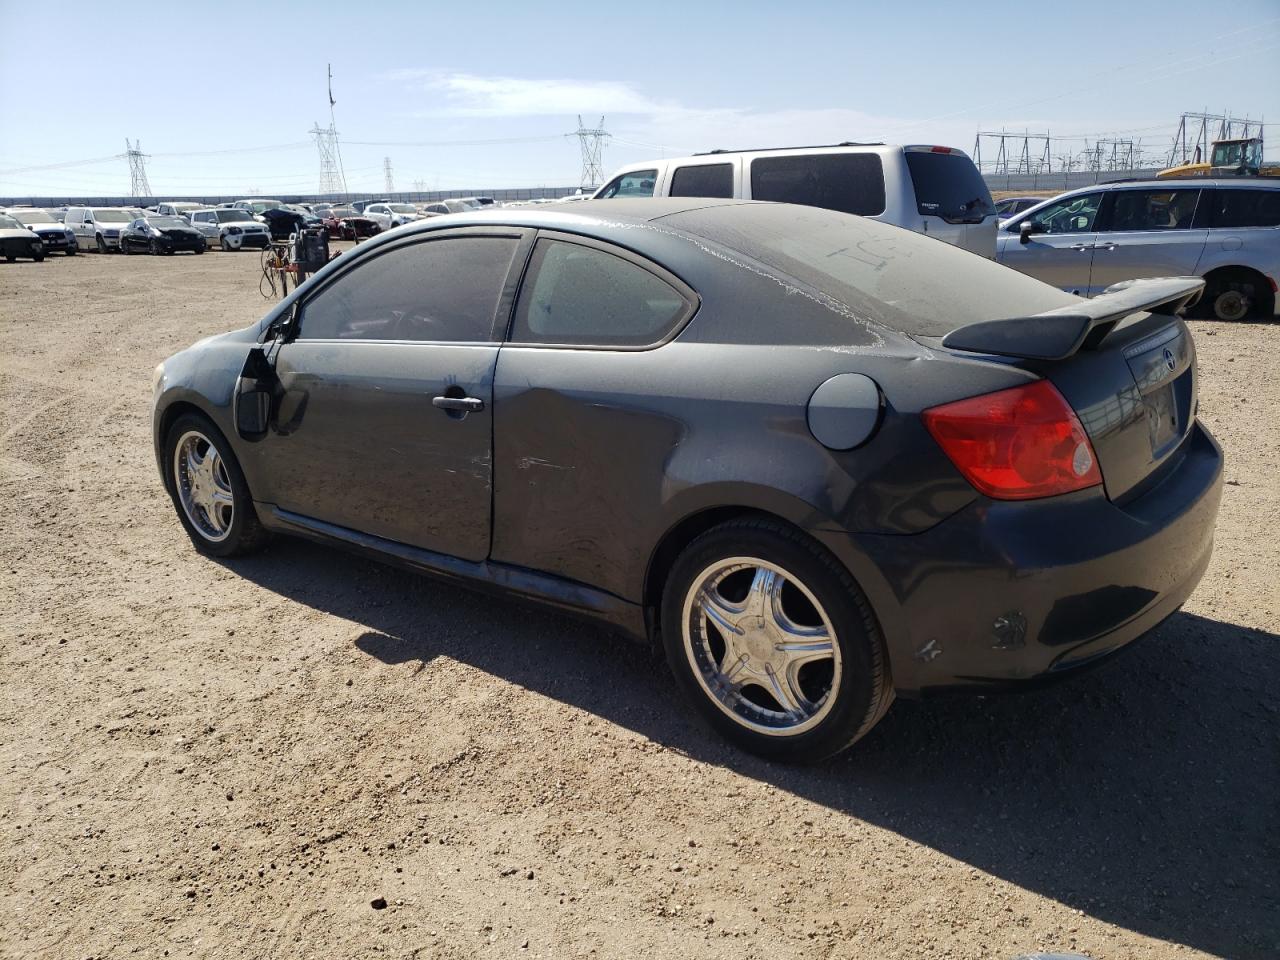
[593,143,997,257]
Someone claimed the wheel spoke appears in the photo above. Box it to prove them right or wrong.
[763,663,804,718]
[775,633,834,670]
[698,587,746,639]
[743,566,782,620]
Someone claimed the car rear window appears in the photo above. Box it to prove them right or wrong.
[1209,188,1280,228]
[669,163,734,199]
[749,154,885,216]
[904,150,995,222]
[659,203,1075,338]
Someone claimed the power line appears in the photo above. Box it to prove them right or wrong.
[125,139,152,197]
[570,115,608,191]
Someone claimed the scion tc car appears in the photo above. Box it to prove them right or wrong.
[120,215,207,255]
[153,199,1223,762]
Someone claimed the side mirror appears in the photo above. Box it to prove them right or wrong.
[1018,220,1043,244]
[234,346,281,442]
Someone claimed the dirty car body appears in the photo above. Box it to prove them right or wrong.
[153,199,1223,759]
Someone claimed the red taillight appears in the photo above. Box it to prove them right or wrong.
[922,380,1102,500]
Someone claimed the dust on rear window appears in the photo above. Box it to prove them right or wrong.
[658,203,1075,337]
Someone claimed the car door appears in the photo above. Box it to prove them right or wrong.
[255,227,531,560]
[1085,187,1209,296]
[996,192,1104,293]
[68,210,88,246]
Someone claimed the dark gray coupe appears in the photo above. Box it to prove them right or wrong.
[153,199,1223,761]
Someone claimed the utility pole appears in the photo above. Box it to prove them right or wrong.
[570,115,608,191]
[384,157,395,194]
[126,139,152,198]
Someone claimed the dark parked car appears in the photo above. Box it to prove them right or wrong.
[121,216,207,255]
[259,208,308,240]
[152,199,1223,761]
[322,206,380,240]
[0,213,45,261]
[2,208,77,254]
[995,195,1046,219]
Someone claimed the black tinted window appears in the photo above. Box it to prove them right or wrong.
[1209,189,1280,228]
[904,151,994,222]
[669,163,733,199]
[511,240,691,346]
[1107,189,1200,231]
[298,236,518,342]
[749,153,885,216]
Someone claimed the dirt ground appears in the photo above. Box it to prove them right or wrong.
[1,245,1277,960]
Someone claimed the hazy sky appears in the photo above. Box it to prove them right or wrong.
[1,0,1277,197]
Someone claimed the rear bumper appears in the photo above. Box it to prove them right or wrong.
[818,422,1223,695]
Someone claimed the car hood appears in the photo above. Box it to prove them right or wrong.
[0,228,39,240]
[219,219,266,228]
[24,223,71,234]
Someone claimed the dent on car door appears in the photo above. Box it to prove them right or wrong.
[1086,188,1209,296]
[251,230,529,561]
[490,234,699,599]
[997,192,1104,294]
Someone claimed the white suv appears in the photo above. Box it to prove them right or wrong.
[593,143,997,257]
[363,202,422,230]
[187,208,272,251]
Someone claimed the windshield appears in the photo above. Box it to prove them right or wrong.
[905,151,996,223]
[329,207,356,217]
[148,217,189,229]
[11,210,58,223]
[389,203,417,213]
[250,201,281,214]
[92,209,132,222]
[0,214,22,229]
[215,209,253,223]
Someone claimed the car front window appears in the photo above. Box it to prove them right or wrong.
[1026,193,1103,234]
[597,170,658,199]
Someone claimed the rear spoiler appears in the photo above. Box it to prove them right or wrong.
[940,277,1205,361]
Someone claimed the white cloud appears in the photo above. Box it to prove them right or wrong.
[389,70,669,118]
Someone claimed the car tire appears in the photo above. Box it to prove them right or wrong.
[1208,287,1250,322]
[164,412,268,558]
[5,254,14,263]
[221,237,234,252]
[33,252,45,262]
[121,240,131,255]
[149,239,161,256]
[96,234,108,254]
[194,242,205,255]
[660,516,893,763]
[66,247,77,256]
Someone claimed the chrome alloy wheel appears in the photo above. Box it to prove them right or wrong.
[682,558,842,737]
[173,430,234,542]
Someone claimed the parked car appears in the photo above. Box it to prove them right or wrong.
[232,199,283,218]
[420,199,478,215]
[259,208,309,240]
[155,202,204,220]
[997,177,1280,320]
[321,206,380,240]
[187,208,272,251]
[64,206,141,252]
[995,196,1045,219]
[0,213,45,261]
[120,215,207,255]
[152,198,1222,762]
[362,202,422,230]
[593,143,998,257]
[2,208,77,255]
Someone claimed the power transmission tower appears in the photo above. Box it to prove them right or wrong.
[312,64,348,196]
[973,130,1051,174]
[571,115,608,191]
[384,157,395,193]
[126,139,152,197]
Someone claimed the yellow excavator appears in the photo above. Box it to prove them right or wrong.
[1157,136,1279,178]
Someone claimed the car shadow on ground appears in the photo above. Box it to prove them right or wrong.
[224,538,1278,959]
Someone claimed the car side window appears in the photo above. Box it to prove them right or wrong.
[597,169,658,199]
[510,239,692,347]
[296,235,520,343]
[749,153,886,216]
[1209,189,1280,228]
[1026,193,1103,234]
[669,163,734,199]
[1106,189,1200,232]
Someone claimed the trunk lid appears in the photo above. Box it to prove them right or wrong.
[938,277,1205,502]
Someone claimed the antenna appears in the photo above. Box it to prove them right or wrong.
[126,139,152,197]
[570,115,609,191]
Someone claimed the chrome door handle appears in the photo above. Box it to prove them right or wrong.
[1097,243,1118,250]
[1069,243,1093,251]
[432,395,484,412]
